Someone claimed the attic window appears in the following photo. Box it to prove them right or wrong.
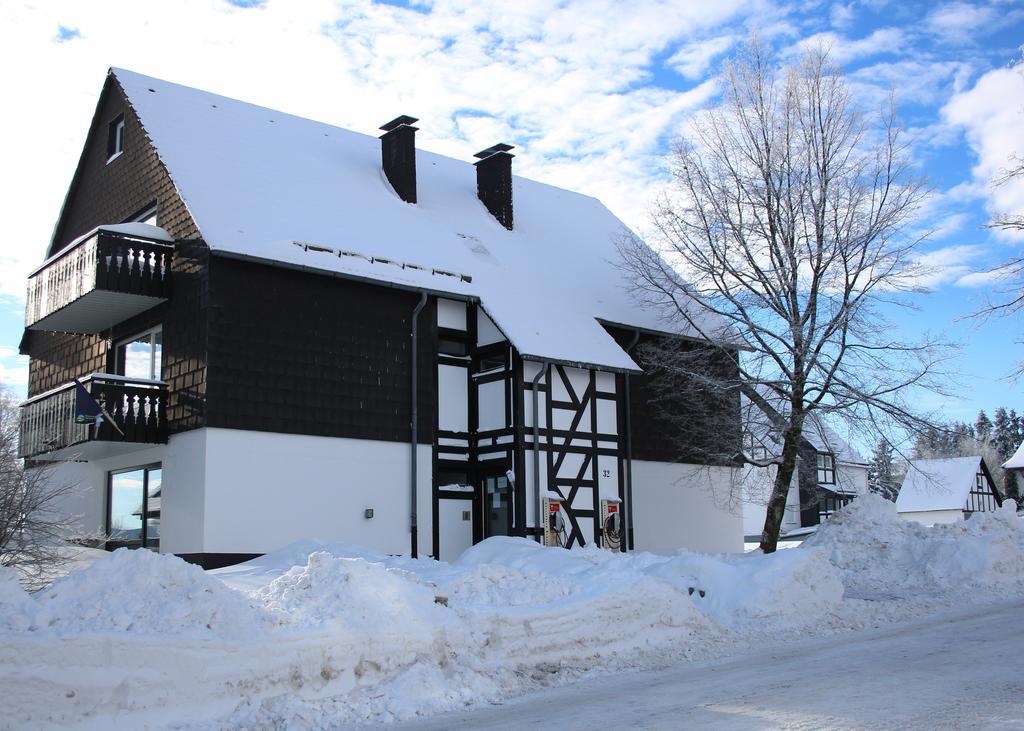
[107,114,125,162]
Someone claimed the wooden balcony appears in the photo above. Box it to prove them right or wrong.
[19,374,168,461]
[25,228,173,334]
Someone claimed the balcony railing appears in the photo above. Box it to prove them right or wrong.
[19,374,168,460]
[25,229,173,333]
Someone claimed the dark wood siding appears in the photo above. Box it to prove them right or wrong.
[25,74,207,435]
[49,75,199,255]
[205,256,436,444]
[606,326,740,466]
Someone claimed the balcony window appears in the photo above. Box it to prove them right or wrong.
[116,327,162,380]
[107,464,161,550]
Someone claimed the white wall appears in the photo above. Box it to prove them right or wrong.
[899,509,963,526]
[632,461,743,553]
[200,428,433,557]
[159,429,206,554]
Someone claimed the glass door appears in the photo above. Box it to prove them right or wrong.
[481,471,511,538]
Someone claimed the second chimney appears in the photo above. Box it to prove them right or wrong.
[474,143,515,230]
[380,115,419,204]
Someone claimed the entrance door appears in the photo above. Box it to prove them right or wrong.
[480,469,512,538]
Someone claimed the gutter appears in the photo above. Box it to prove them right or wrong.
[410,292,428,558]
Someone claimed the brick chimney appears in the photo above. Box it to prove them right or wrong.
[474,143,515,230]
[379,115,419,204]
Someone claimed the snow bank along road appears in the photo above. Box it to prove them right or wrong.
[2,494,1024,728]
[395,599,1024,731]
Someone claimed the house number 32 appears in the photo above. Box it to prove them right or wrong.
[602,469,611,478]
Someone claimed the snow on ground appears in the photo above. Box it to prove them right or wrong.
[1,494,1022,729]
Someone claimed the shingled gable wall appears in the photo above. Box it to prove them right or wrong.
[26,74,207,433]
[606,325,741,466]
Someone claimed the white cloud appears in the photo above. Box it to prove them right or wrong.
[0,345,28,394]
[955,266,1014,288]
[666,35,738,79]
[913,244,987,289]
[829,2,855,29]
[849,59,972,108]
[925,2,997,43]
[791,27,904,65]
[943,61,1024,239]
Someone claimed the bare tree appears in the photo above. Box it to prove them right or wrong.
[620,41,950,552]
[0,385,80,587]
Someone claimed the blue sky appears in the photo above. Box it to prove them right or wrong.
[0,0,1021,426]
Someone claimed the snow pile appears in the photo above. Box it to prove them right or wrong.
[27,548,270,638]
[6,507,1024,729]
[255,552,449,635]
[805,492,1024,599]
[443,561,576,608]
[644,547,843,628]
[0,566,34,632]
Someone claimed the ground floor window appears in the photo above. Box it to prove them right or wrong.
[107,463,161,551]
[818,490,853,522]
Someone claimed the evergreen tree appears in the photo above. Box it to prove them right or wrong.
[975,410,993,442]
[1009,409,1023,450]
[868,439,899,501]
[993,407,1013,461]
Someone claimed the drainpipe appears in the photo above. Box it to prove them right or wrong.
[624,330,640,551]
[410,292,428,558]
[532,362,547,543]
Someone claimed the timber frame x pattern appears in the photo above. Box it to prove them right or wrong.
[531,363,625,549]
[429,300,628,557]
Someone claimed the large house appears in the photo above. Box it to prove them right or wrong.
[896,456,1002,525]
[18,69,743,567]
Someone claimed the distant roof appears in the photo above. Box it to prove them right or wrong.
[896,456,985,513]
[741,393,868,466]
[1005,441,1024,470]
[108,68,735,373]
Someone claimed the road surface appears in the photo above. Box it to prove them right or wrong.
[391,599,1024,730]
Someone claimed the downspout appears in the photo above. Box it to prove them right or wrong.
[532,362,547,543]
[624,330,641,551]
[410,292,428,558]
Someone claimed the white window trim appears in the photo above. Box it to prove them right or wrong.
[107,117,125,163]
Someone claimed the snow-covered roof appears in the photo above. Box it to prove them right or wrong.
[1005,441,1024,470]
[109,68,732,373]
[895,456,985,513]
[742,394,868,466]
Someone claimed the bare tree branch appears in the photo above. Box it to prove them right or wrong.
[619,39,952,552]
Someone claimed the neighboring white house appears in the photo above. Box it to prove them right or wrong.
[1005,441,1024,478]
[742,403,869,538]
[896,456,1002,526]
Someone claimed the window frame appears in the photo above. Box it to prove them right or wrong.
[125,202,158,226]
[107,114,125,163]
[816,452,836,485]
[114,326,163,381]
[106,462,162,551]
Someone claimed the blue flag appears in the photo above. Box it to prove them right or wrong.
[74,380,101,424]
